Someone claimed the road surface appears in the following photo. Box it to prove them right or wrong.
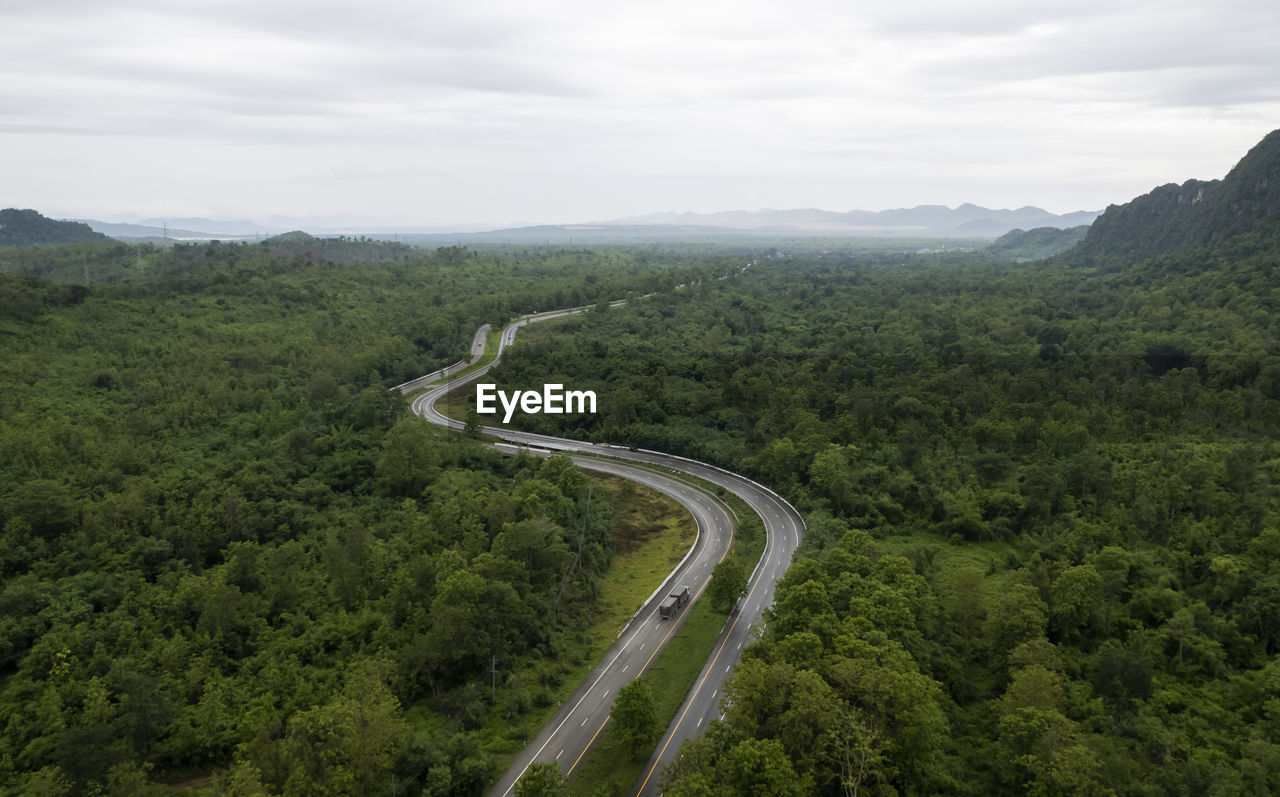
[409,307,804,795]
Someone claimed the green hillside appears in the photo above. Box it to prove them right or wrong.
[988,225,1089,261]
[1074,129,1280,265]
[0,208,111,247]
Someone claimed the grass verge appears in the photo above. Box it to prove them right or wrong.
[408,312,583,404]
[587,477,698,644]
[434,383,472,422]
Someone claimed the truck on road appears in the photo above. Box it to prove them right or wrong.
[658,585,691,620]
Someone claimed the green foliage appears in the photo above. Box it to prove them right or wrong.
[376,417,441,497]
[1074,129,1280,266]
[256,231,417,265]
[0,208,110,246]
[0,243,702,794]
[493,231,1280,793]
[8,201,1280,796]
[514,761,566,797]
[706,559,747,613]
[610,679,659,760]
[988,225,1089,261]
[277,661,407,795]
[661,725,813,797]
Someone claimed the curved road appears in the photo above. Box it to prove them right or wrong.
[408,307,803,795]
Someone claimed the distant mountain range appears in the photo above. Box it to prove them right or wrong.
[136,217,264,235]
[604,204,1100,235]
[70,219,280,241]
[74,216,509,241]
[464,204,1100,243]
[62,203,1099,244]
[9,126,1280,270]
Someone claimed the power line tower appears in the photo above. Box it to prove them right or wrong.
[491,654,502,703]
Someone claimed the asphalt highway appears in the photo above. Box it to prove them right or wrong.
[409,308,804,795]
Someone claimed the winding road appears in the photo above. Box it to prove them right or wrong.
[406,305,804,795]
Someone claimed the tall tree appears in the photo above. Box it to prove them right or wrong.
[376,417,441,497]
[610,679,659,760]
[708,559,747,613]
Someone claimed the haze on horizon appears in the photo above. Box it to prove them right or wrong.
[3,0,1278,229]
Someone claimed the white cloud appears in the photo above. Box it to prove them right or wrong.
[2,0,1278,225]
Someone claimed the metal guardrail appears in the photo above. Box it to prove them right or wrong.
[392,359,468,394]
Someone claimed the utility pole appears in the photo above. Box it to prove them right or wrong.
[553,484,592,623]
[579,485,593,558]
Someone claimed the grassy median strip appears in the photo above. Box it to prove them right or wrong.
[413,311,584,402]
[564,600,726,795]
[474,446,769,795]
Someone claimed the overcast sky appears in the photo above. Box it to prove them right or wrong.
[3,0,1278,228]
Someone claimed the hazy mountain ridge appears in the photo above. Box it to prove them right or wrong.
[62,203,1099,244]
[1075,129,1280,263]
[0,209,111,246]
[603,203,1099,236]
[75,220,256,241]
[988,225,1090,261]
[137,217,263,235]
[448,204,1099,244]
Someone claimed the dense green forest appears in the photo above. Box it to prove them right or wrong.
[253,232,418,266]
[0,242,729,795]
[5,129,1280,795]
[483,230,1280,791]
